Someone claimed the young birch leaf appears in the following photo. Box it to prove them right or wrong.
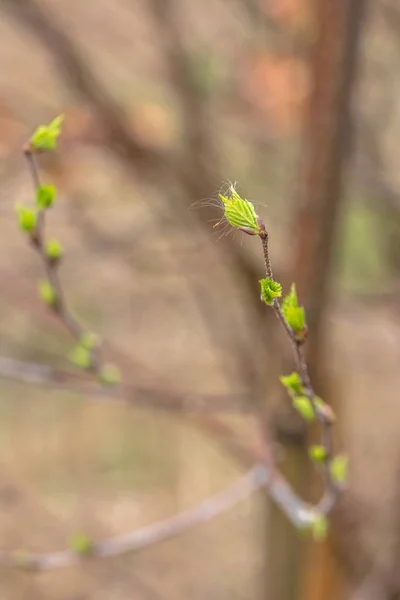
[70,345,92,370]
[15,205,37,233]
[219,188,260,234]
[46,239,63,261]
[260,278,282,306]
[80,332,100,350]
[70,532,93,556]
[280,372,304,396]
[99,363,121,386]
[31,115,64,152]
[38,280,57,307]
[330,454,348,486]
[282,283,306,333]
[312,516,329,541]
[37,185,56,209]
[309,445,328,464]
[292,396,316,422]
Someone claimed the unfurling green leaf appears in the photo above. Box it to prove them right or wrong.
[15,205,37,233]
[31,115,64,152]
[292,396,316,422]
[309,445,328,464]
[282,283,306,333]
[280,372,304,396]
[260,278,282,306]
[46,238,63,260]
[219,187,260,234]
[99,363,121,386]
[80,332,100,350]
[70,532,94,556]
[312,516,329,541]
[37,185,56,209]
[69,345,92,370]
[330,454,348,486]
[38,280,57,306]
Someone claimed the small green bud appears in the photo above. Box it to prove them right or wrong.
[37,185,56,209]
[282,284,306,334]
[330,454,348,487]
[30,115,64,152]
[38,280,57,306]
[15,204,37,233]
[280,372,304,396]
[312,516,329,541]
[69,532,93,556]
[219,187,260,234]
[69,345,92,370]
[309,445,328,464]
[292,396,316,422]
[80,332,100,350]
[99,363,121,386]
[46,238,63,260]
[260,278,282,306]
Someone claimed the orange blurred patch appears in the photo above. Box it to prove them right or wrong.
[242,53,310,135]
[128,103,176,150]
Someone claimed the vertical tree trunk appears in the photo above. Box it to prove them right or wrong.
[266,1,368,599]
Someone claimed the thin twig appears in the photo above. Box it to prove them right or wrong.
[259,226,339,499]
[23,146,102,372]
[0,466,264,571]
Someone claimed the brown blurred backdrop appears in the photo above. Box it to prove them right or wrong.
[0,0,399,599]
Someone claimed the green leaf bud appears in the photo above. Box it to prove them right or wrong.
[69,532,94,556]
[280,372,304,396]
[292,396,316,422]
[99,363,121,386]
[37,185,56,209]
[80,332,100,350]
[282,283,306,334]
[38,280,57,307]
[330,454,348,487]
[309,445,328,464]
[69,345,92,370]
[15,204,37,233]
[259,278,282,306]
[46,238,63,261]
[30,115,64,152]
[312,516,329,541]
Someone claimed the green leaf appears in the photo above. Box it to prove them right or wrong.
[219,187,260,234]
[292,396,316,422]
[312,516,329,541]
[309,445,328,464]
[282,284,306,333]
[31,114,64,151]
[70,532,93,556]
[280,372,304,396]
[37,185,56,209]
[38,280,57,306]
[259,278,282,306]
[15,205,37,233]
[45,238,63,260]
[330,454,348,486]
[80,332,100,350]
[69,345,92,370]
[99,363,121,386]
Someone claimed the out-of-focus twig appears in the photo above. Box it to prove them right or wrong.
[0,466,264,571]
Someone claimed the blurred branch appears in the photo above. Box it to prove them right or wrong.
[0,466,265,571]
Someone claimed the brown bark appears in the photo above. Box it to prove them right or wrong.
[266,1,368,599]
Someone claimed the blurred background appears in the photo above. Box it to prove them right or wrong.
[0,0,399,598]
